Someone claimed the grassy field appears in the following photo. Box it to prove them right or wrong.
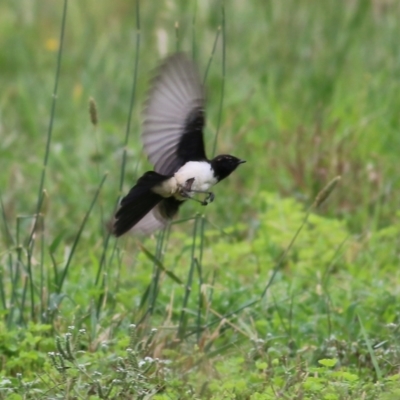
[1,0,400,398]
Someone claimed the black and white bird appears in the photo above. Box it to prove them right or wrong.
[112,53,245,237]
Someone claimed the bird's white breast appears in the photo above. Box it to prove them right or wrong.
[175,161,217,192]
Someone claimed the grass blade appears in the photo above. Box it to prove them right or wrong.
[178,215,199,339]
[119,0,141,192]
[147,228,167,317]
[57,173,108,294]
[95,233,111,287]
[0,192,14,246]
[186,298,259,339]
[211,1,226,157]
[261,177,341,299]
[95,236,118,318]
[29,0,69,248]
[195,216,206,342]
[358,314,383,381]
[203,26,221,84]
[138,243,182,285]
[175,21,180,52]
[0,265,6,316]
[191,0,197,62]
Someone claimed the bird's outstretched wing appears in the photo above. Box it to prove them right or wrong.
[142,53,207,176]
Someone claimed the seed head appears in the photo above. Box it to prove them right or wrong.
[314,176,341,208]
[89,97,98,127]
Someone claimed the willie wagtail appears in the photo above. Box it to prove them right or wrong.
[112,53,245,236]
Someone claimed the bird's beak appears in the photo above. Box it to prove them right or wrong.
[238,159,246,164]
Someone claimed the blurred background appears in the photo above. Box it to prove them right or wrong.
[1,0,400,238]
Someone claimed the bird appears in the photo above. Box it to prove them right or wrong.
[112,53,245,237]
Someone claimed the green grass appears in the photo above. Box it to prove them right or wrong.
[1,0,400,398]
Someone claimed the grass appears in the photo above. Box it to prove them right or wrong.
[1,0,400,398]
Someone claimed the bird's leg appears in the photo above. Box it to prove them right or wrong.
[206,192,215,204]
[178,178,215,206]
[187,189,214,205]
[179,190,207,205]
[178,178,204,205]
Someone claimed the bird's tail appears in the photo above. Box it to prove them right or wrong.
[112,171,170,237]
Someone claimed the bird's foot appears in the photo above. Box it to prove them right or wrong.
[178,179,214,206]
[201,192,215,206]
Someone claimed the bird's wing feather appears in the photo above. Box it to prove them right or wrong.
[142,53,207,176]
[130,197,185,235]
[129,208,166,235]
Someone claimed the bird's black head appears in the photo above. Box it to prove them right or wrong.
[210,154,246,181]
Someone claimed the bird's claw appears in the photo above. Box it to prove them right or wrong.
[201,192,215,206]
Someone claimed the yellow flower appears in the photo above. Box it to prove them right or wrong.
[73,83,83,102]
[45,38,59,52]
